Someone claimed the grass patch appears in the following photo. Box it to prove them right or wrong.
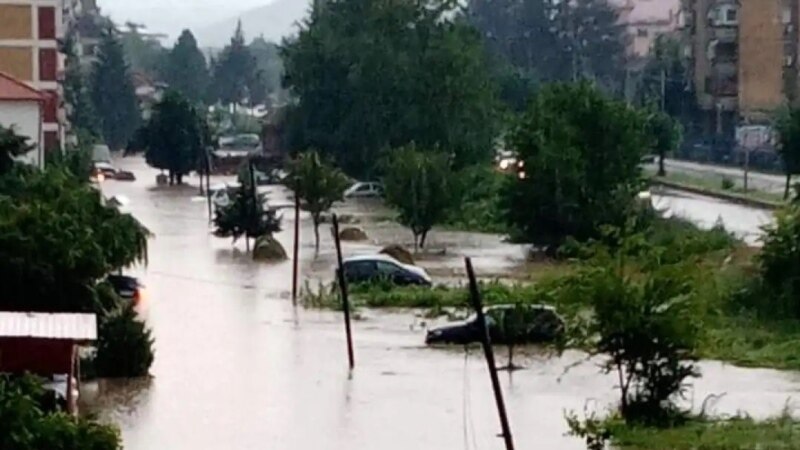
[702,315,800,371]
[609,415,800,449]
[649,169,785,205]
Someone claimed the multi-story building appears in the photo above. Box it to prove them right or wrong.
[686,0,799,137]
[0,0,65,153]
[613,0,683,61]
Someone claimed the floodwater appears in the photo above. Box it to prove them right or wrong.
[86,157,795,450]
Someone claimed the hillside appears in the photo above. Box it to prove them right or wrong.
[195,0,310,48]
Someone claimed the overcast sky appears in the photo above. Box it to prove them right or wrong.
[99,0,274,38]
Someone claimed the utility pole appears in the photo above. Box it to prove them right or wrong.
[332,214,355,370]
[465,257,515,450]
[204,149,212,223]
[291,194,300,306]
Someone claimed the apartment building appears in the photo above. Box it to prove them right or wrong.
[0,0,65,152]
[613,0,683,60]
[686,0,799,136]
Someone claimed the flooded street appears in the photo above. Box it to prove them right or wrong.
[87,157,797,450]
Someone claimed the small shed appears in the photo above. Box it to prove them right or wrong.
[0,312,97,414]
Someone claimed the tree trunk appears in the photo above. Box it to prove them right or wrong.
[313,222,320,255]
[658,152,666,176]
[508,344,514,369]
[413,233,419,252]
[177,173,184,185]
[168,171,175,186]
[785,174,792,200]
[420,230,429,249]
[245,236,250,253]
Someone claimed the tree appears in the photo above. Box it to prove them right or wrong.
[120,22,167,77]
[285,151,349,253]
[775,107,800,199]
[383,145,455,249]
[91,28,141,151]
[282,0,498,177]
[164,30,210,105]
[249,37,285,103]
[0,125,33,174]
[210,21,258,106]
[466,0,627,91]
[63,36,99,137]
[141,91,206,185]
[94,304,155,378]
[213,176,282,252]
[647,110,682,176]
[0,166,149,313]
[501,82,649,250]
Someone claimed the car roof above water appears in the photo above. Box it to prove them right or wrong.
[343,254,403,265]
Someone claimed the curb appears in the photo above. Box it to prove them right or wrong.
[649,179,782,210]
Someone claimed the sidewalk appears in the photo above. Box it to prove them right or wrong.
[661,159,786,194]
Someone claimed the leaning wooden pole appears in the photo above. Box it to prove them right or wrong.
[465,257,515,450]
[204,149,212,223]
[291,194,300,306]
[332,214,355,369]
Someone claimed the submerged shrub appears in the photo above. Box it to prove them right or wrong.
[95,305,154,378]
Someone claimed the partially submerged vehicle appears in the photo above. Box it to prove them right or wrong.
[425,304,564,345]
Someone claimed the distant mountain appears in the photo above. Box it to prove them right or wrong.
[195,0,311,48]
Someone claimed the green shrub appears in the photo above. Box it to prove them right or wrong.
[721,177,735,190]
[757,205,800,317]
[95,305,154,378]
[0,375,122,450]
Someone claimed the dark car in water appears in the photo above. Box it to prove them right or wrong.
[425,304,564,345]
[341,254,432,287]
[106,274,145,305]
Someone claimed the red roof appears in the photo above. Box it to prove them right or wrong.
[0,71,44,102]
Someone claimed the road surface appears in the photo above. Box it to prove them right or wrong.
[84,157,792,450]
[661,159,787,194]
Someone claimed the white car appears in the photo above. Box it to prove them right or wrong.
[344,182,384,199]
[209,183,241,210]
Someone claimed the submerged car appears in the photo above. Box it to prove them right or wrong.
[106,274,145,305]
[341,254,432,286]
[425,304,564,345]
[344,182,384,199]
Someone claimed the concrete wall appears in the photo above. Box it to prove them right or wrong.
[0,100,42,167]
[739,0,784,116]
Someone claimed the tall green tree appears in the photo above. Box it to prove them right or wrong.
[91,28,141,151]
[501,82,649,250]
[210,21,258,106]
[775,107,800,199]
[282,0,498,177]
[636,36,690,118]
[213,177,282,252]
[285,151,350,253]
[467,0,626,91]
[141,91,206,185]
[383,145,456,249]
[165,30,210,105]
[647,109,682,176]
[249,37,285,102]
[0,125,33,174]
[63,36,99,137]
[120,21,168,77]
[0,166,149,313]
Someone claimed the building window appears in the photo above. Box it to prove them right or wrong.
[39,49,57,81]
[42,91,58,123]
[725,7,737,23]
[38,7,56,39]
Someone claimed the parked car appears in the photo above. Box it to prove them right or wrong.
[344,182,384,199]
[341,254,432,286]
[209,182,241,210]
[106,274,145,305]
[92,161,117,179]
[425,304,564,345]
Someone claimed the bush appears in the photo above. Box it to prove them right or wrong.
[95,305,154,378]
[0,375,122,450]
[444,165,508,234]
[578,262,701,426]
[757,205,800,317]
[721,177,735,190]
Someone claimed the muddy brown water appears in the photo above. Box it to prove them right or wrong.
[85,157,797,450]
